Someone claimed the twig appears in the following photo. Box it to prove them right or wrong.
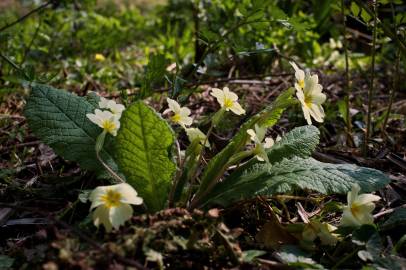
[2,140,40,151]
[373,99,406,114]
[374,204,406,219]
[22,19,42,64]
[0,1,53,33]
[341,0,353,147]
[364,0,378,157]
[381,2,401,138]
[0,53,24,74]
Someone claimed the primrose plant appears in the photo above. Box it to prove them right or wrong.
[24,62,389,232]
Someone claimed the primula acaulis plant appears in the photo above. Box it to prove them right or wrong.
[24,64,389,233]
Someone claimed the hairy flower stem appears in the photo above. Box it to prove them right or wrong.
[341,0,354,147]
[227,150,255,166]
[186,124,214,204]
[95,131,124,183]
[364,0,378,157]
[168,140,183,207]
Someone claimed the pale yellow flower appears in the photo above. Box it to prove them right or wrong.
[166,98,193,127]
[210,87,245,115]
[246,125,278,162]
[340,184,380,227]
[86,109,120,136]
[99,97,125,117]
[94,53,106,62]
[89,183,143,232]
[290,62,326,125]
[185,127,210,148]
[302,220,338,246]
[329,38,343,49]
[290,61,305,90]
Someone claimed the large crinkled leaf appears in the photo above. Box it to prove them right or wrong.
[192,88,296,207]
[203,157,390,207]
[267,125,320,163]
[229,125,320,179]
[24,84,119,174]
[381,208,406,230]
[115,101,176,212]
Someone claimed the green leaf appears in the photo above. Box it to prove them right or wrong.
[24,84,119,174]
[191,88,295,207]
[381,208,406,230]
[115,101,176,212]
[0,255,14,270]
[203,157,389,207]
[241,250,266,263]
[337,100,349,125]
[361,9,372,23]
[277,245,325,269]
[350,2,361,17]
[229,125,320,179]
[140,53,168,99]
[268,125,320,163]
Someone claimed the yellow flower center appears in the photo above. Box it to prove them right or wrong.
[101,189,122,208]
[350,203,361,218]
[102,120,117,134]
[298,79,305,89]
[223,98,234,109]
[304,95,313,108]
[171,113,181,123]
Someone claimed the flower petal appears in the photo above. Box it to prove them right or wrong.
[93,205,112,232]
[167,98,181,113]
[99,97,110,108]
[264,137,274,148]
[211,89,226,107]
[312,92,326,105]
[296,89,305,103]
[230,102,245,115]
[247,129,257,142]
[301,105,312,125]
[86,113,102,128]
[223,87,239,101]
[289,61,305,82]
[340,207,361,227]
[115,183,143,205]
[179,107,191,117]
[109,204,133,229]
[180,116,193,126]
[348,184,361,205]
[308,104,325,123]
[89,186,110,210]
[355,194,381,205]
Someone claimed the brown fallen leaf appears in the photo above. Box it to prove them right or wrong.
[256,212,297,250]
